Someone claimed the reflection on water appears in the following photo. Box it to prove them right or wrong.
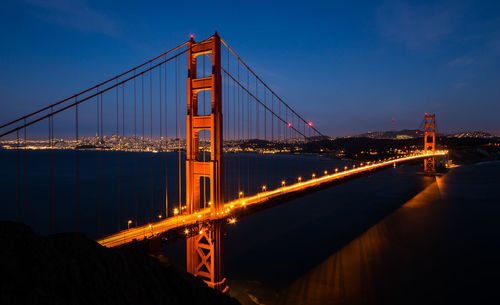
[229,162,500,305]
[279,177,444,305]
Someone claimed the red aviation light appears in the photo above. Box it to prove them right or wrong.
[308,122,313,127]
[190,34,194,39]
[287,123,292,127]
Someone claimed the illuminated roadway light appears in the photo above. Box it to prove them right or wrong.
[158,214,162,219]
[199,230,203,235]
[281,180,286,186]
[312,173,316,178]
[298,176,302,182]
[335,168,338,172]
[184,229,189,235]
[324,170,328,175]
[262,185,267,191]
[174,208,179,215]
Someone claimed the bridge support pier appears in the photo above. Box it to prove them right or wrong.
[185,33,226,291]
[186,220,226,291]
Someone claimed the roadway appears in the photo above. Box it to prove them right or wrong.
[96,151,447,247]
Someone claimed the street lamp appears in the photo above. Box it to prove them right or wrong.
[335,168,338,173]
[281,180,286,187]
[158,214,162,219]
[324,170,328,175]
[298,176,302,182]
[173,208,179,216]
[127,220,132,229]
[312,173,316,178]
[239,191,244,198]
[262,185,267,191]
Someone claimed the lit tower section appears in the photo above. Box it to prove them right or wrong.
[424,114,436,173]
[185,33,226,291]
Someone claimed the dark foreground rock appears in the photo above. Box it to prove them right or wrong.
[0,221,240,305]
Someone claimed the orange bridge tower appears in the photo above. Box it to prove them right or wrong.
[185,33,226,291]
[424,114,436,173]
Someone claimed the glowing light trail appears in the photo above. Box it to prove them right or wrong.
[97,151,447,247]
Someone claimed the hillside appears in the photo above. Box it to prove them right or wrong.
[0,221,240,305]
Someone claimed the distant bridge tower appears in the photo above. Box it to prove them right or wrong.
[185,33,226,291]
[424,114,436,173]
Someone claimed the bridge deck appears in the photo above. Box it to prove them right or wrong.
[97,152,447,247]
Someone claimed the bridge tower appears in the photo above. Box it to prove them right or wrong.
[424,114,436,173]
[185,33,226,291]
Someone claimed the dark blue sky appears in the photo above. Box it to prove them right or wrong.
[1,0,499,136]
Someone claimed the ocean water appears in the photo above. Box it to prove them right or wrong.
[0,149,353,238]
[219,162,500,305]
[1,149,498,304]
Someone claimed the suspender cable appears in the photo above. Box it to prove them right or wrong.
[227,49,231,200]
[49,107,54,233]
[159,65,163,217]
[134,71,138,226]
[75,99,80,231]
[96,88,100,236]
[255,79,259,190]
[16,130,20,220]
[164,58,169,217]
[159,66,162,141]
[264,90,267,186]
[142,74,145,224]
[116,82,121,230]
[233,57,236,199]
[122,83,125,226]
[23,120,27,224]
[99,92,104,235]
[175,58,182,213]
[246,69,250,196]
[237,58,241,194]
[150,66,154,222]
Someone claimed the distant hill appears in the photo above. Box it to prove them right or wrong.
[449,131,493,138]
[355,129,422,139]
[354,129,495,140]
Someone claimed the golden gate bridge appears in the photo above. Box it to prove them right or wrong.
[0,33,447,292]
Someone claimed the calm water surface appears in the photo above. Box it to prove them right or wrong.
[219,162,500,305]
[1,150,498,304]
